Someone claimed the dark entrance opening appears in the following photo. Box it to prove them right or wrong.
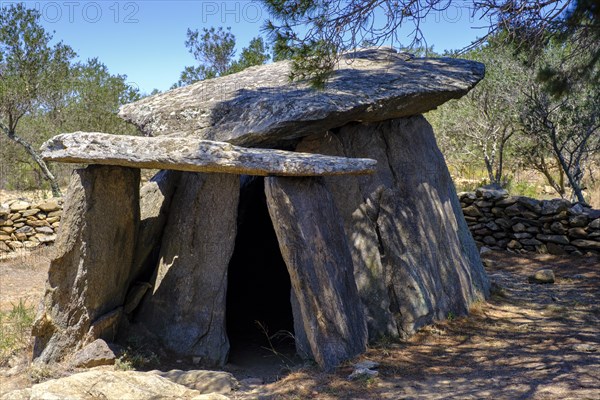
[226,176,296,370]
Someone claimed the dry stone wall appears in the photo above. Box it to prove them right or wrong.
[3,188,599,258]
[460,188,600,255]
[0,199,62,253]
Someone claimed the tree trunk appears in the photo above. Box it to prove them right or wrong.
[495,128,514,186]
[552,138,586,204]
[483,154,496,185]
[3,129,62,197]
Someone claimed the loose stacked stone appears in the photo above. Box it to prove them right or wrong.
[459,188,600,255]
[0,199,62,252]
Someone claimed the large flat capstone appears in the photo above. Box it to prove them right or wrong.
[41,132,376,176]
[118,48,484,147]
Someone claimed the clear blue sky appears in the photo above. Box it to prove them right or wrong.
[22,1,488,94]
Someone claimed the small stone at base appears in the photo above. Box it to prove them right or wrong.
[348,367,379,380]
[528,269,555,284]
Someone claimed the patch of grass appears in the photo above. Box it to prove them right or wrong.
[356,375,379,390]
[28,364,57,383]
[545,304,569,319]
[115,348,159,371]
[509,181,539,198]
[114,355,134,371]
[0,299,35,365]
[469,299,487,315]
[115,334,160,370]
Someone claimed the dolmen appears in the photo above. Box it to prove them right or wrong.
[32,48,490,370]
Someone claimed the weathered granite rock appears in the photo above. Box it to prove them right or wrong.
[265,176,368,370]
[0,370,202,400]
[194,395,230,400]
[508,239,522,249]
[129,170,182,285]
[132,172,239,367]
[119,49,484,148]
[571,239,600,251]
[37,200,60,212]
[152,370,238,394]
[476,187,508,200]
[463,205,483,217]
[8,200,29,212]
[69,339,116,368]
[123,282,153,314]
[296,116,490,339]
[41,133,377,176]
[348,367,379,380]
[528,269,555,284]
[31,166,140,364]
[536,234,569,245]
[541,199,570,215]
[569,214,588,227]
[568,227,588,238]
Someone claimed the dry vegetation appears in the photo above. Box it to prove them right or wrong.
[0,248,599,399]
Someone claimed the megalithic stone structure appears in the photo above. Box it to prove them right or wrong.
[32,48,489,370]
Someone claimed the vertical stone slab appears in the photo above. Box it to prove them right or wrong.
[374,117,489,335]
[265,176,368,370]
[133,172,239,367]
[296,115,490,340]
[296,133,399,341]
[32,166,140,363]
[129,170,182,286]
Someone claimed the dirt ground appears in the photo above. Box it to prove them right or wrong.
[0,249,599,399]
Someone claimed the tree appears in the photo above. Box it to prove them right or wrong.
[175,27,270,87]
[178,26,235,86]
[261,0,599,86]
[62,58,140,134]
[475,0,599,94]
[519,41,600,204]
[0,3,75,196]
[1,4,141,194]
[229,37,270,74]
[429,40,527,187]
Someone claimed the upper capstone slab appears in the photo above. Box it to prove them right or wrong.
[119,48,484,148]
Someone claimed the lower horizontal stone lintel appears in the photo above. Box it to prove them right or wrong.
[41,132,377,177]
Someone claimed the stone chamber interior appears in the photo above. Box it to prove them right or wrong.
[226,176,297,367]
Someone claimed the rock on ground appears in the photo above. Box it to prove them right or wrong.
[528,269,556,284]
[69,339,116,368]
[0,370,203,400]
[152,369,238,394]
